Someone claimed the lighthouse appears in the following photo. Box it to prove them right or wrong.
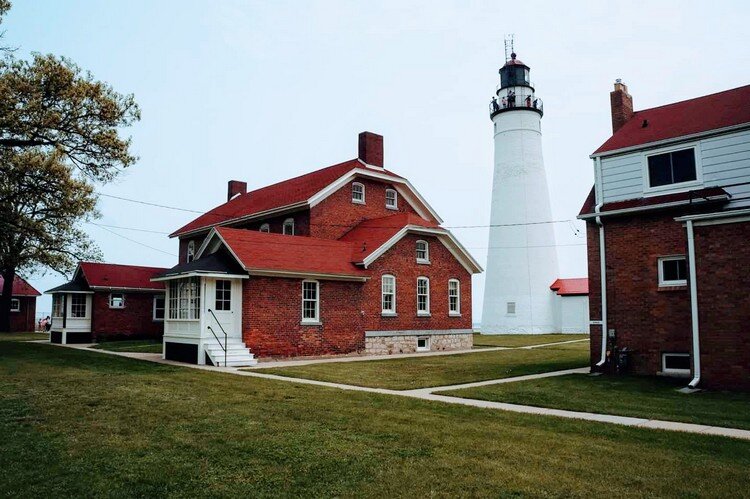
[481,50,560,334]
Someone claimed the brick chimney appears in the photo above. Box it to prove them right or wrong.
[227,180,247,201]
[610,79,633,133]
[358,131,383,167]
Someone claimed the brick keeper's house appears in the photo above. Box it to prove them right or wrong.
[580,82,750,391]
[1,274,41,332]
[153,132,482,366]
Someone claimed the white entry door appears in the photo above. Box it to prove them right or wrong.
[208,278,241,339]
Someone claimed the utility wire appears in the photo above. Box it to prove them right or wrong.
[89,222,177,257]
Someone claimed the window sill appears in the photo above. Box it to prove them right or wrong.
[109,307,125,310]
[352,200,366,205]
[381,312,397,317]
[657,285,687,292]
[300,320,322,326]
[643,181,703,197]
[449,313,462,317]
[385,205,398,211]
[417,313,431,318]
[416,260,431,265]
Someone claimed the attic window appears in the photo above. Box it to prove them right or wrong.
[259,223,270,233]
[646,148,697,188]
[283,218,295,236]
[352,182,365,204]
[385,189,398,209]
[186,240,195,263]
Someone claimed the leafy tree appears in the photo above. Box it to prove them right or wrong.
[0,2,140,331]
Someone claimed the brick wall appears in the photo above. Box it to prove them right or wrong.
[363,233,472,332]
[587,212,692,374]
[310,177,419,240]
[91,291,164,340]
[9,296,36,332]
[242,277,364,357]
[586,221,603,365]
[694,221,750,391]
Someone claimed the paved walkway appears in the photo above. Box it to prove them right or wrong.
[45,341,750,442]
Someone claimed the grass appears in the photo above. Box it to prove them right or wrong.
[259,342,590,390]
[473,333,588,348]
[92,339,163,353]
[0,332,49,341]
[440,373,750,430]
[2,340,750,497]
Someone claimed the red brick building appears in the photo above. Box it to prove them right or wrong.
[580,82,750,390]
[155,132,482,366]
[46,262,166,344]
[0,275,41,332]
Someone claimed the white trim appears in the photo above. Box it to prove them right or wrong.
[186,240,195,263]
[108,292,126,309]
[448,279,461,316]
[416,276,430,316]
[282,218,295,236]
[577,194,729,220]
[152,294,165,321]
[385,188,398,210]
[357,158,386,172]
[301,280,320,324]
[153,272,248,282]
[661,352,691,377]
[416,336,430,352]
[675,208,750,224]
[686,220,702,388]
[46,290,94,295]
[381,274,396,315]
[89,285,165,292]
[415,239,430,264]
[591,122,750,159]
[9,298,20,312]
[657,255,688,287]
[351,181,366,204]
[641,143,703,196]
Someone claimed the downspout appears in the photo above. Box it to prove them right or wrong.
[686,220,701,388]
[593,157,607,367]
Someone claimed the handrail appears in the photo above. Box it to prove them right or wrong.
[489,95,543,117]
[207,308,228,367]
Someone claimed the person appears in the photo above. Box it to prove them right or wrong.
[491,96,499,113]
[533,98,539,109]
[501,97,507,108]
[507,90,515,107]
[525,95,532,107]
[45,316,51,332]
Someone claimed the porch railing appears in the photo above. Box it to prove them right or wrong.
[207,308,228,367]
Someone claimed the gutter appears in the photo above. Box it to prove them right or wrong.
[685,220,702,388]
[594,157,608,367]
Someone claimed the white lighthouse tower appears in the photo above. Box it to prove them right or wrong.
[481,48,559,334]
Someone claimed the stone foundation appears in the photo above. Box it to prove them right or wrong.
[365,331,473,355]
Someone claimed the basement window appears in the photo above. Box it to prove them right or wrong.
[662,353,690,376]
[658,256,687,287]
[417,336,430,352]
[10,298,20,312]
[646,147,698,189]
[109,293,125,309]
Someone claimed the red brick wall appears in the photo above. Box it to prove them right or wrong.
[694,221,750,391]
[310,177,419,240]
[363,234,472,332]
[586,221,603,366]
[9,296,36,332]
[91,291,164,340]
[242,277,364,357]
[587,212,692,374]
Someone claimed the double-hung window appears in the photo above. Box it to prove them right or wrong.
[448,279,460,316]
[301,280,320,323]
[71,295,87,318]
[646,148,698,189]
[10,298,20,312]
[109,293,125,309]
[52,295,63,318]
[153,295,165,321]
[417,277,430,316]
[215,280,231,311]
[658,256,688,287]
[352,182,365,204]
[385,189,398,209]
[381,275,396,315]
[416,240,429,264]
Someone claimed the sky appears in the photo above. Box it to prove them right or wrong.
[7,0,750,320]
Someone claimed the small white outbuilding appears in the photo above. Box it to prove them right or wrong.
[549,278,590,334]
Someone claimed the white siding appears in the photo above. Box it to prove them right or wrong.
[598,127,750,207]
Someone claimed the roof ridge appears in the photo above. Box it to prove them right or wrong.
[632,84,750,115]
[218,226,355,247]
[236,158,360,199]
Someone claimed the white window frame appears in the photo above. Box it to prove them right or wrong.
[10,298,20,312]
[51,295,64,318]
[215,279,232,311]
[301,280,320,324]
[168,277,201,320]
[186,240,195,263]
[417,336,430,352]
[641,143,703,196]
[71,294,88,318]
[416,240,430,264]
[416,276,430,316]
[283,218,295,235]
[661,353,691,376]
[352,182,365,204]
[381,274,396,316]
[658,255,688,287]
[448,279,461,316]
[506,301,516,316]
[153,295,165,321]
[259,223,270,233]
[109,293,125,309]
[385,188,398,210]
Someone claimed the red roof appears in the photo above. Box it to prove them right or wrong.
[79,262,167,290]
[550,278,588,296]
[339,213,440,262]
[0,275,41,296]
[216,227,367,279]
[171,159,404,237]
[594,85,750,154]
[578,186,729,217]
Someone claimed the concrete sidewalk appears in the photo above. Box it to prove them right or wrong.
[44,341,750,442]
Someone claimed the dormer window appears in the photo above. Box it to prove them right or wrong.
[416,240,429,264]
[283,218,295,235]
[646,147,699,190]
[259,223,270,233]
[186,240,195,263]
[385,189,398,209]
[352,182,365,204]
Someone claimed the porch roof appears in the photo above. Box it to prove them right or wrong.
[154,251,246,280]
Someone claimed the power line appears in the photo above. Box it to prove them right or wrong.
[85,222,170,235]
[89,222,177,257]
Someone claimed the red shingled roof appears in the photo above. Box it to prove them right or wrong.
[171,159,404,237]
[339,213,440,262]
[0,275,41,296]
[550,278,588,296]
[79,262,167,290]
[594,85,750,155]
[578,186,729,217]
[216,227,367,279]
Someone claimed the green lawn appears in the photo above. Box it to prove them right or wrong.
[440,373,750,431]
[0,332,49,341]
[92,339,163,353]
[259,342,590,390]
[473,333,588,348]
[2,340,750,497]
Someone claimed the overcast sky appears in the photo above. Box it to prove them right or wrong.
[8,0,749,320]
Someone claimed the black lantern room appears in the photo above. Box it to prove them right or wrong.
[498,53,532,91]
